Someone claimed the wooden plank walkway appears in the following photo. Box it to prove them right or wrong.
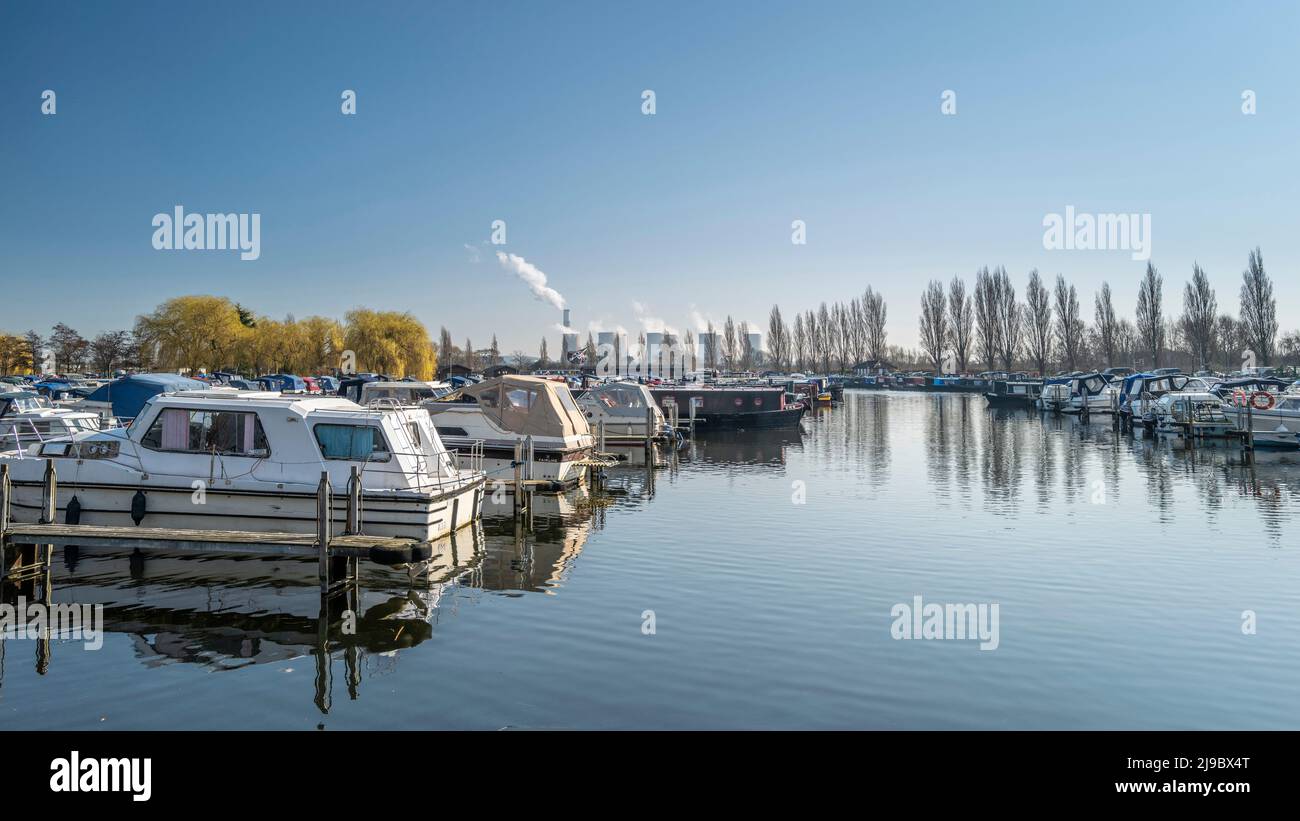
[2,523,416,558]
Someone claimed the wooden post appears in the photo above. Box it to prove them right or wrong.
[0,462,10,538]
[1245,397,1255,463]
[645,404,654,458]
[41,459,57,524]
[317,471,332,590]
[346,465,362,535]
[525,435,534,481]
[513,440,523,514]
[597,420,606,452]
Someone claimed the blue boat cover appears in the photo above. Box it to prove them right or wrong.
[84,373,208,419]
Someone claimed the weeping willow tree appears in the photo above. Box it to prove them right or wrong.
[343,308,435,379]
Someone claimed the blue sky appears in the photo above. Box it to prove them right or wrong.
[2,0,1298,354]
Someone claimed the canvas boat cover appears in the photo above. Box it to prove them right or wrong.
[446,375,589,438]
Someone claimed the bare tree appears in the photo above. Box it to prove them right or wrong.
[1053,275,1083,373]
[538,337,548,367]
[1239,246,1278,365]
[767,305,788,371]
[947,276,973,372]
[973,267,1000,370]
[862,287,888,362]
[804,310,819,371]
[722,316,738,371]
[1093,282,1119,367]
[792,313,807,372]
[817,302,833,372]
[1180,263,1217,371]
[1024,270,1053,375]
[703,321,717,371]
[918,280,948,371]
[1135,262,1164,368]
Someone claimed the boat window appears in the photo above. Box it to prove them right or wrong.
[408,422,422,448]
[435,426,469,437]
[478,387,499,408]
[141,409,270,456]
[313,424,391,461]
[505,388,537,410]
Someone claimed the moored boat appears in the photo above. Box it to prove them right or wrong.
[1,390,485,540]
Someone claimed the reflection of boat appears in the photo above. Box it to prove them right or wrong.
[425,376,594,487]
[16,526,486,712]
[2,391,485,540]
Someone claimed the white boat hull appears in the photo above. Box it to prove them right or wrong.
[3,475,485,542]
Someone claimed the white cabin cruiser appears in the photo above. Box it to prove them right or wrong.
[424,375,594,488]
[1064,373,1117,415]
[0,391,485,540]
[0,391,105,455]
[1223,390,1300,449]
[575,381,670,443]
[1037,382,1071,413]
[1151,392,1236,439]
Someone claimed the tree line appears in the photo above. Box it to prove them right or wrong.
[3,295,442,380]
[913,248,1289,375]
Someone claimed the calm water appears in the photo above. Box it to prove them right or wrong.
[3,390,1299,729]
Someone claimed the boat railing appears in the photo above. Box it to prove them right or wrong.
[448,439,485,479]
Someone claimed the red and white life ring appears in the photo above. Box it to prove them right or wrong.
[1250,391,1275,411]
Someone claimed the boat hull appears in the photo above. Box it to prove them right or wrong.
[3,475,485,542]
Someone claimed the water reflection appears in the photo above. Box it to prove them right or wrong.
[3,390,1298,728]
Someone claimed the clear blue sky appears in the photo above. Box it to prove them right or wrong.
[2,0,1298,354]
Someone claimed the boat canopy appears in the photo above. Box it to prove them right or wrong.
[459,375,587,437]
[258,374,307,392]
[584,382,654,418]
[84,373,209,419]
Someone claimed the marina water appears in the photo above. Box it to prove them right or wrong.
[2,390,1298,729]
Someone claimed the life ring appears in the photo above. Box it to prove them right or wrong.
[1250,391,1275,411]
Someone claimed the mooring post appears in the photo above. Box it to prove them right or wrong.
[645,404,654,458]
[513,440,523,514]
[1,462,10,538]
[1245,398,1256,463]
[41,458,57,524]
[598,420,606,452]
[346,465,361,535]
[317,470,332,590]
[525,435,534,481]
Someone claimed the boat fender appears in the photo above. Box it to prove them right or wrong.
[1250,391,1275,411]
[369,543,415,565]
[65,495,81,525]
[131,490,147,525]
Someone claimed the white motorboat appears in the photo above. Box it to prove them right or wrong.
[0,390,485,540]
[1063,373,1117,415]
[1037,382,1071,413]
[1222,390,1300,449]
[0,390,106,455]
[424,375,595,489]
[1152,392,1236,439]
[575,381,670,443]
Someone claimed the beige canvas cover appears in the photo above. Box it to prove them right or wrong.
[461,376,589,438]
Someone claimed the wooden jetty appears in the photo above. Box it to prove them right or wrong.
[1,462,442,592]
